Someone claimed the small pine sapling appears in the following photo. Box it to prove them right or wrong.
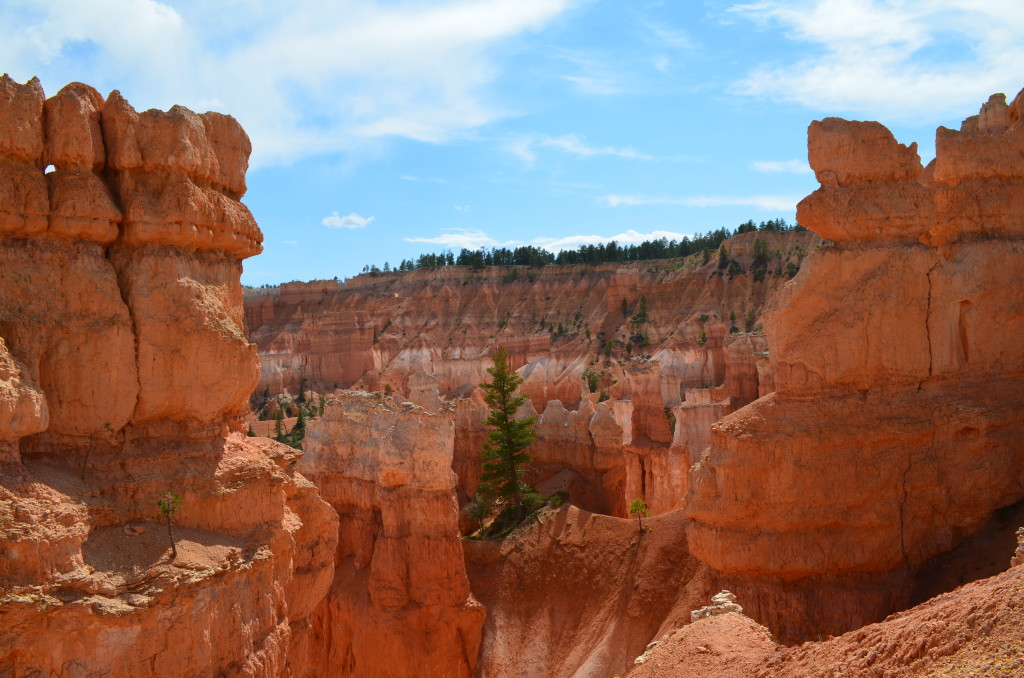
[157,491,184,559]
[629,498,650,533]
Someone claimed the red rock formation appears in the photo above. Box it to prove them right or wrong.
[626,556,1024,678]
[465,506,709,678]
[687,88,1024,642]
[0,77,336,676]
[244,230,817,409]
[299,392,485,677]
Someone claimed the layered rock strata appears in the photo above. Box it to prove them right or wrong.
[299,392,485,677]
[687,88,1024,642]
[244,229,817,409]
[0,77,336,676]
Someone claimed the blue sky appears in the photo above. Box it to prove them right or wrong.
[2,0,1022,285]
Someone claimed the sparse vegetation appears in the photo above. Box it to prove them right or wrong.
[360,219,805,275]
[629,498,650,533]
[157,491,183,559]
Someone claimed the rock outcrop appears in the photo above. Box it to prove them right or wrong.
[0,77,337,676]
[625,559,1024,678]
[465,506,709,678]
[299,392,485,677]
[687,88,1024,642]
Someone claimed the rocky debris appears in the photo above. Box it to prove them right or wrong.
[0,78,335,676]
[624,612,776,678]
[756,562,1024,678]
[1012,527,1024,568]
[691,590,744,622]
[299,392,485,677]
[687,87,1024,643]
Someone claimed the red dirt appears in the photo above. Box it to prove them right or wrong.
[624,561,1024,678]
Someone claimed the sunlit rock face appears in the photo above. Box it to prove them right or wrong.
[246,230,817,518]
[687,88,1024,643]
[0,77,338,677]
[299,392,485,678]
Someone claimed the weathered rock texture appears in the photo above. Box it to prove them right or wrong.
[626,558,1024,678]
[687,88,1024,642]
[465,506,709,678]
[299,392,485,677]
[245,231,815,408]
[248,234,816,516]
[0,77,337,677]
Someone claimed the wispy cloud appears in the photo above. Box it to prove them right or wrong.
[506,133,655,166]
[401,175,449,184]
[540,134,653,159]
[405,228,515,250]
[600,194,799,211]
[454,204,471,212]
[555,49,628,95]
[560,75,625,95]
[750,159,813,174]
[283,240,298,245]
[323,212,375,229]
[727,1,1024,120]
[534,229,697,252]
[1,0,579,167]
[639,18,696,51]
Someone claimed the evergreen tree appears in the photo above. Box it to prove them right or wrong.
[274,409,284,441]
[474,347,538,530]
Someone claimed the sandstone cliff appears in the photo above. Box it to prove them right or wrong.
[247,232,816,516]
[298,392,485,677]
[687,88,1024,642]
[244,230,817,411]
[0,77,337,677]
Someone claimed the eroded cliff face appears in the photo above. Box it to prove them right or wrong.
[298,392,485,677]
[687,88,1024,642]
[247,233,815,516]
[0,77,337,677]
[244,230,816,411]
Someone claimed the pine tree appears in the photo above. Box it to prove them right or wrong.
[474,347,538,531]
[274,409,284,441]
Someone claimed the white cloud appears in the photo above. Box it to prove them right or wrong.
[750,159,813,174]
[1,0,578,167]
[540,134,653,159]
[653,54,671,73]
[534,229,696,252]
[600,194,799,211]
[728,1,1024,120]
[283,239,298,245]
[555,49,627,95]
[454,204,471,212]
[401,175,449,184]
[560,75,625,95]
[506,133,654,165]
[405,228,515,250]
[323,211,375,229]
[640,18,696,51]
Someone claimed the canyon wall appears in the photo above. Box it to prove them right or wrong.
[0,77,337,676]
[244,229,817,409]
[247,233,816,516]
[686,88,1024,642]
[299,392,485,677]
